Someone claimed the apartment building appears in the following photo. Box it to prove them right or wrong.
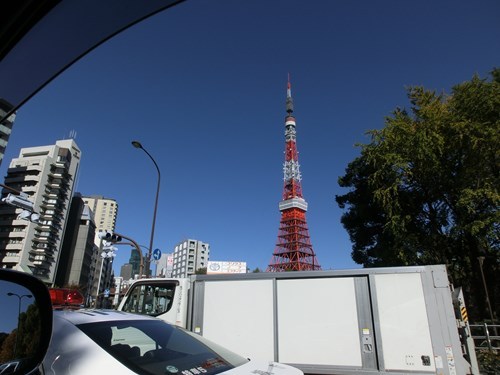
[82,195,118,238]
[171,239,209,278]
[55,194,97,299]
[81,195,118,300]
[0,139,81,285]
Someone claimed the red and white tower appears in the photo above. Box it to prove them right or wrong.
[267,77,321,272]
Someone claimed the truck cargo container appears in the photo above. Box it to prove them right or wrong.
[117,264,478,375]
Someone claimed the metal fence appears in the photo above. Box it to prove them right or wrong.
[470,323,500,351]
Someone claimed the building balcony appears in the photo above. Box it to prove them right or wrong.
[40,210,63,220]
[33,237,56,246]
[5,231,25,239]
[46,177,70,186]
[3,254,20,263]
[7,165,42,173]
[4,175,28,184]
[39,199,57,208]
[30,244,48,252]
[22,186,38,194]
[31,253,47,262]
[47,170,63,178]
[54,159,70,167]
[33,231,50,238]
[29,248,55,261]
[46,181,63,188]
[31,259,51,272]
[4,166,26,173]
[37,220,52,229]
[42,188,59,196]
[22,175,40,183]
[5,243,23,250]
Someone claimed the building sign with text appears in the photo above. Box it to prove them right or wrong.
[207,261,247,274]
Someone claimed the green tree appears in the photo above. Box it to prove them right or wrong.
[336,69,499,322]
[195,267,207,275]
[0,331,16,362]
[18,304,41,358]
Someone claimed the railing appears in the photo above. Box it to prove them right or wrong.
[470,323,500,351]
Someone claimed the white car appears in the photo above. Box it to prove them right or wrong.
[42,309,303,375]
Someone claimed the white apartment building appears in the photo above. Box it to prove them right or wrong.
[82,195,118,241]
[0,139,81,284]
[81,195,118,300]
[171,239,209,278]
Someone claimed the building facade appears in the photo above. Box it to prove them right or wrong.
[128,248,141,279]
[171,239,209,278]
[0,99,15,167]
[155,252,172,277]
[82,195,118,236]
[0,139,81,285]
[55,194,97,301]
[120,263,133,280]
[81,195,118,302]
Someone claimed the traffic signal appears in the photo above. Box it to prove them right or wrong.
[98,231,122,243]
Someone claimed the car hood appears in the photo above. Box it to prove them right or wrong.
[222,360,303,375]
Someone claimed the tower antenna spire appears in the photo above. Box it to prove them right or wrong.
[286,73,294,115]
[267,76,321,272]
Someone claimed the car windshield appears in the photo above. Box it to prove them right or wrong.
[77,319,248,375]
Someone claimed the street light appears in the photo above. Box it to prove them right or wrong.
[7,292,32,356]
[132,140,160,277]
[0,183,40,223]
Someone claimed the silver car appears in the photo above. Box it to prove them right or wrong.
[42,309,303,375]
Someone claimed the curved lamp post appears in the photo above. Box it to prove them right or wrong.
[7,292,32,356]
[131,141,160,277]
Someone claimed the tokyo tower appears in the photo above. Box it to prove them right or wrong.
[267,77,321,272]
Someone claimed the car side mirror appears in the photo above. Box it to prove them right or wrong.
[0,269,52,375]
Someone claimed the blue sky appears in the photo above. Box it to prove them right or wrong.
[0,281,34,333]
[1,0,498,274]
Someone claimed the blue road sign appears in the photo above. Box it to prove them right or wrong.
[152,248,161,260]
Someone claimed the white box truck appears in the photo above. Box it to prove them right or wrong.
[117,264,478,375]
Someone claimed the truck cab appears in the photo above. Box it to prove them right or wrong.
[117,278,190,328]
